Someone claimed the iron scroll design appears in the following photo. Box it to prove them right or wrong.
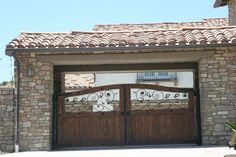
[131,88,189,110]
[64,89,120,113]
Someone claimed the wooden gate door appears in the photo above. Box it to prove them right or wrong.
[57,84,125,147]
[126,84,195,145]
[56,84,196,147]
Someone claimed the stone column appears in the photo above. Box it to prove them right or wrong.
[199,48,236,145]
[228,0,236,25]
[16,53,53,151]
[0,88,14,152]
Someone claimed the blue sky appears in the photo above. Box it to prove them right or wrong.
[0,0,227,82]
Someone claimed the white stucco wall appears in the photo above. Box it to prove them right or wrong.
[95,72,193,88]
[176,72,193,88]
[156,81,176,87]
[95,73,137,86]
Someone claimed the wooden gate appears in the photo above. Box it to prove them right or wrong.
[56,84,195,147]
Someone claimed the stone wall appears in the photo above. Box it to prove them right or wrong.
[2,48,234,151]
[0,88,14,152]
[16,53,53,151]
[199,48,236,145]
[228,0,236,25]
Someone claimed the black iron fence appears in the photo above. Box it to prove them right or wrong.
[137,72,177,81]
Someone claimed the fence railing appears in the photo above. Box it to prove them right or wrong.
[137,72,177,81]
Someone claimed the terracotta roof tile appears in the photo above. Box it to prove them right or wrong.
[65,74,95,89]
[92,18,229,31]
[6,18,236,52]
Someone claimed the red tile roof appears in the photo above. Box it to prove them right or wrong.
[93,18,229,31]
[65,74,94,89]
[6,18,236,53]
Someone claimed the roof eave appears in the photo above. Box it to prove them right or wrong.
[5,43,236,56]
[214,0,228,8]
[5,48,15,56]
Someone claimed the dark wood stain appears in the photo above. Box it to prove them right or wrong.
[56,84,196,147]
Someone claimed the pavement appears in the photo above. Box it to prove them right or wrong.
[0,146,236,157]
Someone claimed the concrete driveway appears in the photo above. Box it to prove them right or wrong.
[1,146,236,157]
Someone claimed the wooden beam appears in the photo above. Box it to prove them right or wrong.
[54,62,198,73]
[214,0,228,7]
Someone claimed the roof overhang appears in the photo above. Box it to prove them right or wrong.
[6,43,236,68]
[35,50,215,65]
[5,43,236,56]
[214,0,228,8]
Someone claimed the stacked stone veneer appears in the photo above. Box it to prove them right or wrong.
[0,88,14,152]
[228,0,236,25]
[16,53,53,151]
[199,48,236,145]
[0,48,234,151]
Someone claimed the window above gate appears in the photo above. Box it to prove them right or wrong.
[137,72,177,81]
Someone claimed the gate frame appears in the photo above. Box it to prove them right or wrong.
[52,62,201,149]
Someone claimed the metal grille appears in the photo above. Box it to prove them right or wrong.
[131,88,189,110]
[64,89,120,112]
[137,72,177,81]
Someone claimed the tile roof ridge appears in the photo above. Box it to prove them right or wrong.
[93,18,228,27]
[181,26,236,30]
[20,31,70,34]
[203,17,227,20]
[11,25,235,37]
[72,26,236,34]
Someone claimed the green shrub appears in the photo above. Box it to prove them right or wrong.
[225,122,236,148]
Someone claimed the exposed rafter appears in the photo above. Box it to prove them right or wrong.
[214,0,228,8]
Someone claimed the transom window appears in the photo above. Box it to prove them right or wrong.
[137,72,177,81]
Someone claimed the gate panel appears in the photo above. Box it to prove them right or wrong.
[56,84,196,147]
[126,84,195,145]
[57,84,124,146]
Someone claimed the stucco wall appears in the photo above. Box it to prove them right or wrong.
[96,73,137,86]
[15,53,53,151]
[199,48,236,145]
[95,72,194,88]
[0,88,14,152]
[176,72,194,88]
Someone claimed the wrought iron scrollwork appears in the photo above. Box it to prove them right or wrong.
[131,88,189,110]
[64,89,119,113]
